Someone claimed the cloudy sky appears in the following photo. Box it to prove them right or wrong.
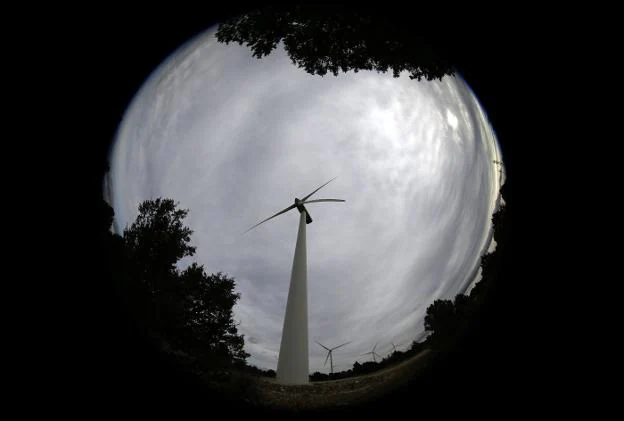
[107,26,504,373]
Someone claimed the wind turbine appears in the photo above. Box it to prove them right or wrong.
[316,341,351,375]
[360,342,382,363]
[390,341,405,353]
[493,160,505,180]
[245,177,345,384]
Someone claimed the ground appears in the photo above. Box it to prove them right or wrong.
[202,349,434,412]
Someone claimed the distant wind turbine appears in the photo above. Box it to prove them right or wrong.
[360,342,382,363]
[493,159,505,178]
[316,341,351,375]
[390,342,405,353]
[245,177,345,385]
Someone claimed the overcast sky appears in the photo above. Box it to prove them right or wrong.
[108,26,504,373]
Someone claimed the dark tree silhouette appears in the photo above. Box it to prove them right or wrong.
[424,299,459,350]
[424,201,509,351]
[216,4,455,81]
[123,198,196,295]
[179,264,248,366]
[108,197,248,370]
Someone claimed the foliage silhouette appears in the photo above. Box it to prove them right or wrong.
[123,198,196,294]
[178,265,249,366]
[105,197,249,372]
[216,4,455,81]
[424,201,508,351]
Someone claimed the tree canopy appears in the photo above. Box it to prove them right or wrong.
[216,4,455,81]
[123,198,195,295]
[105,197,249,370]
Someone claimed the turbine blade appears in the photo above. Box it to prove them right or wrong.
[315,341,330,351]
[324,352,331,366]
[303,199,346,204]
[373,342,378,352]
[331,341,351,351]
[302,177,337,202]
[243,204,297,234]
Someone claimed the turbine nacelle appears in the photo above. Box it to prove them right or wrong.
[294,197,312,223]
[244,178,346,233]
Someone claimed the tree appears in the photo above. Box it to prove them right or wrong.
[123,198,196,296]
[216,4,455,82]
[118,197,248,369]
[424,201,509,351]
[179,264,249,366]
[467,203,508,304]
[424,299,459,350]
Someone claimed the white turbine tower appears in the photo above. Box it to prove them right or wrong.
[245,177,345,384]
